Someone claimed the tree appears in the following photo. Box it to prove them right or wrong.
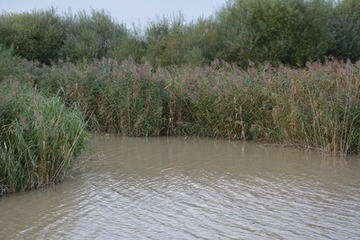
[59,9,129,62]
[0,9,64,65]
[330,0,360,62]
[215,0,333,67]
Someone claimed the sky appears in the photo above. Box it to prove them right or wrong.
[0,0,227,28]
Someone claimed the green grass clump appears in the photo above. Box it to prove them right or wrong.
[0,80,87,195]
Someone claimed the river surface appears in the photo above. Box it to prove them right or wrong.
[1,135,360,239]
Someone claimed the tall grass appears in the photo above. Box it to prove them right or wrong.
[31,59,166,136]
[0,80,88,195]
[20,57,360,155]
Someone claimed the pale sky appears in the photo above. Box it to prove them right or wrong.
[0,0,227,28]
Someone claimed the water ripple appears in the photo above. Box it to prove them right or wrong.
[1,136,360,239]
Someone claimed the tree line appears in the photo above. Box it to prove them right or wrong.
[0,0,359,68]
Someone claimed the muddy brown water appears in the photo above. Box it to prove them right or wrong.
[1,135,360,239]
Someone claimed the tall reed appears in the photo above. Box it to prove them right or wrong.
[0,80,87,195]
[18,58,360,155]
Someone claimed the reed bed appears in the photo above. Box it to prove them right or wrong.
[20,58,360,156]
[1,57,359,195]
[0,80,87,195]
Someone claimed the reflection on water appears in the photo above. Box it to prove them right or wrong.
[1,135,360,239]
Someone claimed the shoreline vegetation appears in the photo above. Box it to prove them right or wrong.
[0,80,87,195]
[1,0,360,195]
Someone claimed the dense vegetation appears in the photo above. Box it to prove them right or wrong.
[1,0,360,67]
[9,57,358,153]
[0,47,88,195]
[0,79,87,194]
[0,0,360,194]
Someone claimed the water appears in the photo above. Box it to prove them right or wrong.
[1,135,360,239]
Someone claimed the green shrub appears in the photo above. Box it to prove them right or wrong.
[0,80,88,195]
[1,2,359,67]
[144,14,189,67]
[183,17,220,65]
[109,28,147,63]
[0,45,21,80]
[330,0,360,62]
[144,14,220,67]
[215,0,333,67]
[0,9,64,65]
[59,9,130,62]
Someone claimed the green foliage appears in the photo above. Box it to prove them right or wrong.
[144,14,221,67]
[183,17,220,65]
[0,45,21,80]
[215,0,333,67]
[59,9,130,62]
[0,9,64,65]
[1,1,359,67]
[330,0,360,61]
[143,13,222,67]
[0,9,139,64]
[0,80,88,195]
[109,25,147,63]
[144,14,189,67]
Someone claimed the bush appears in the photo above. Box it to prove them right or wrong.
[1,2,359,67]
[330,0,360,62]
[183,17,219,65]
[144,14,189,67]
[109,28,147,63]
[0,80,88,195]
[215,0,333,67]
[59,9,130,62]
[0,45,21,80]
[0,9,64,65]
[144,14,219,67]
